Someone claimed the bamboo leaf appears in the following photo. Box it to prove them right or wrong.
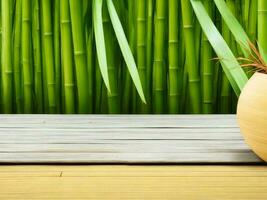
[190,0,248,96]
[93,0,111,92]
[214,0,251,57]
[106,0,146,103]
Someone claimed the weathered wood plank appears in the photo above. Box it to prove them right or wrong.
[0,142,251,152]
[0,115,238,128]
[0,115,262,163]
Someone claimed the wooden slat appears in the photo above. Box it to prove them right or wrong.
[0,115,238,128]
[1,165,267,200]
[0,128,243,140]
[0,152,260,163]
[0,115,262,163]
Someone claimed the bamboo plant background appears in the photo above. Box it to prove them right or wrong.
[0,0,263,114]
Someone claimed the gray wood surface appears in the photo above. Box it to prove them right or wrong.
[0,115,262,163]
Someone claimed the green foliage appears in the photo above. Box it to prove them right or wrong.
[0,0,262,114]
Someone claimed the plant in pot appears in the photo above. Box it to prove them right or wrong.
[237,43,267,162]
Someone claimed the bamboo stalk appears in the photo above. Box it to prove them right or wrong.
[95,60,102,113]
[130,1,137,114]
[153,0,167,114]
[69,0,89,113]
[61,46,65,113]
[243,0,250,30]
[101,81,108,113]
[181,0,201,113]
[41,0,56,113]
[201,0,214,114]
[1,0,13,113]
[122,0,134,114]
[32,0,43,113]
[13,0,22,113]
[84,1,94,114]
[258,0,267,54]
[60,0,75,114]
[22,0,33,113]
[168,0,181,114]
[146,0,153,112]
[86,30,94,114]
[136,0,147,113]
[103,2,120,114]
[248,0,257,42]
[40,3,49,114]
[54,0,61,113]
[220,0,238,114]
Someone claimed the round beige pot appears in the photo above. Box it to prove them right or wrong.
[237,72,267,161]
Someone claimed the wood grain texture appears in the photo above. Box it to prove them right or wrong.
[0,115,262,163]
[1,165,267,199]
[237,72,267,162]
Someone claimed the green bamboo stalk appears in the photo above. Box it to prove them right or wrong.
[83,0,88,20]
[122,0,134,113]
[69,0,89,113]
[129,0,136,114]
[103,2,120,114]
[22,0,33,113]
[41,43,49,113]
[39,3,49,114]
[60,0,75,114]
[168,0,181,114]
[13,0,22,113]
[258,0,267,54]
[136,0,147,113]
[54,0,61,113]
[122,65,133,113]
[179,17,186,113]
[153,0,167,114]
[95,60,103,113]
[248,0,257,42]
[86,29,94,114]
[61,47,65,113]
[201,0,213,114]
[84,1,94,114]
[213,61,220,113]
[220,71,231,113]
[100,81,108,114]
[32,0,43,113]
[11,0,15,22]
[181,0,201,113]
[220,1,231,113]
[194,20,201,67]
[242,0,250,30]
[220,0,239,113]
[221,0,242,114]
[146,0,153,112]
[40,31,49,113]
[1,0,13,113]
[41,0,56,113]
[182,64,190,113]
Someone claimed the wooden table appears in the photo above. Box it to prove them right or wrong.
[0,115,266,199]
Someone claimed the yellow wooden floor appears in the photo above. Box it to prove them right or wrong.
[0,165,267,200]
